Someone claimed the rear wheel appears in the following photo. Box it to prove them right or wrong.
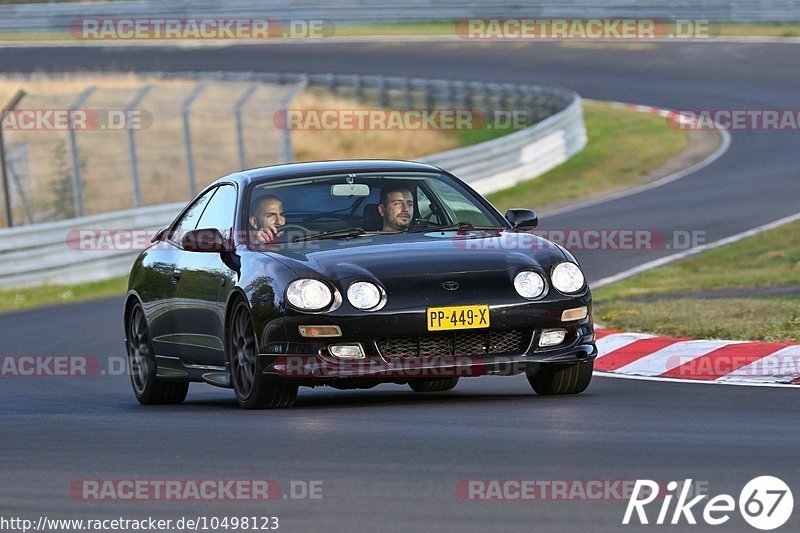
[126,302,189,405]
[527,361,593,395]
[228,299,297,409]
[408,378,460,392]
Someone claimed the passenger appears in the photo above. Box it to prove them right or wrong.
[249,195,285,244]
[378,188,414,232]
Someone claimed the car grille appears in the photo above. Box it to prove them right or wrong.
[376,329,531,359]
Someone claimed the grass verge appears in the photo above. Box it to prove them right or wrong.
[487,101,690,212]
[593,219,800,342]
[0,276,127,314]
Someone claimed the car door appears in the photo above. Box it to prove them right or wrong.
[170,184,238,366]
[145,188,216,359]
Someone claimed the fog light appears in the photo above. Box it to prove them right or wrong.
[561,306,588,322]
[539,328,567,347]
[299,325,342,338]
[329,343,365,360]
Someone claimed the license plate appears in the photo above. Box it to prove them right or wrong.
[427,305,490,331]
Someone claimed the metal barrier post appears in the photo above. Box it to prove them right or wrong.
[182,82,206,196]
[68,87,95,218]
[125,85,152,208]
[234,84,258,169]
[277,77,309,164]
[0,89,25,228]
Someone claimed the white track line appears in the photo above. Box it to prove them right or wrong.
[593,211,800,288]
[544,104,732,218]
[594,371,800,389]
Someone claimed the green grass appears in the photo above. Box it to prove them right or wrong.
[596,220,800,299]
[716,22,800,38]
[595,298,800,343]
[593,219,800,342]
[0,276,127,314]
[488,101,689,212]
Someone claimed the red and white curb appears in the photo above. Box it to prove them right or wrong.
[594,331,800,386]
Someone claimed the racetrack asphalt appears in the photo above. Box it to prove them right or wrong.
[1,41,799,532]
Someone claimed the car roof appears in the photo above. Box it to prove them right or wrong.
[213,160,445,188]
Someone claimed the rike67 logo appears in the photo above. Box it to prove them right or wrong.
[624,477,793,530]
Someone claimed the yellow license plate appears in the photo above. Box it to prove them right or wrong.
[427,305,490,331]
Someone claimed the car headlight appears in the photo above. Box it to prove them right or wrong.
[347,281,384,310]
[514,271,546,299]
[286,279,333,311]
[551,262,585,294]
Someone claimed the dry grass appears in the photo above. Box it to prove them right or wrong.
[0,75,463,227]
[0,74,285,222]
[290,91,461,161]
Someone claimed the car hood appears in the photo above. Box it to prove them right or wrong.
[258,230,568,281]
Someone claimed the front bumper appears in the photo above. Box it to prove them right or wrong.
[258,296,596,382]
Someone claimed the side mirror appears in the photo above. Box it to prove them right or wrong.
[181,228,229,253]
[150,227,168,243]
[505,208,538,229]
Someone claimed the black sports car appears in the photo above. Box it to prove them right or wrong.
[125,160,596,408]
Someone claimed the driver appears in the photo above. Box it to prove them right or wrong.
[249,195,285,244]
[378,188,414,232]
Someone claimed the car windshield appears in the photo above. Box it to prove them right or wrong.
[246,171,505,243]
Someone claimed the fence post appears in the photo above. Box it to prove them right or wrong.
[353,75,363,102]
[423,80,433,110]
[277,76,309,164]
[0,89,25,228]
[68,87,95,219]
[235,84,258,169]
[377,76,387,108]
[182,82,206,197]
[125,85,151,208]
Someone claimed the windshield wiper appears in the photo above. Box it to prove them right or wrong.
[406,221,505,233]
[292,227,369,242]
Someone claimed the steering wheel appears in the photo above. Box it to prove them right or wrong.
[278,224,312,242]
[408,218,432,231]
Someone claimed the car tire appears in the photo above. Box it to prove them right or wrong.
[527,361,593,395]
[408,378,459,392]
[227,298,298,409]
[126,302,189,405]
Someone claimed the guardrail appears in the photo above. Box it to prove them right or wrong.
[0,71,585,288]
[0,0,798,33]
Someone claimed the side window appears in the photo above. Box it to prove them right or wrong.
[169,188,215,241]
[428,179,496,226]
[416,186,442,224]
[196,185,237,234]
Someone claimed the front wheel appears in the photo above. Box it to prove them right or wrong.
[126,302,189,405]
[527,361,593,395]
[227,299,298,409]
